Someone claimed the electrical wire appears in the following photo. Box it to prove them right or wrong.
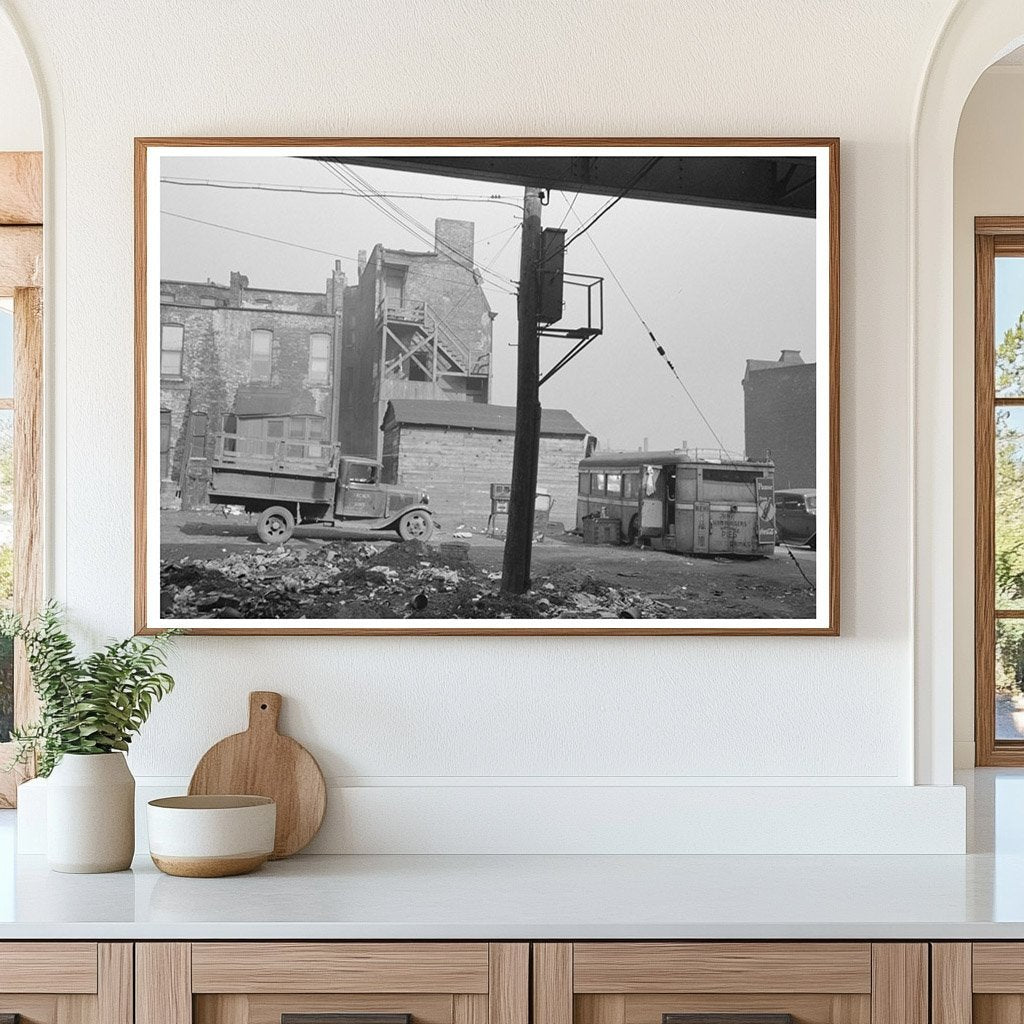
[160,209,514,296]
[540,157,662,267]
[323,166,518,297]
[161,176,523,210]
[321,162,518,296]
[567,207,816,592]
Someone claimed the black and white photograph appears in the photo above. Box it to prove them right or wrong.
[137,141,838,634]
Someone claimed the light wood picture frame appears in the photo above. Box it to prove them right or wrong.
[135,137,839,636]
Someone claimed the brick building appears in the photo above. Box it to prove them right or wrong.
[742,349,816,489]
[159,266,345,506]
[381,400,591,529]
[339,218,496,459]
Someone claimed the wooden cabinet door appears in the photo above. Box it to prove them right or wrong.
[937,943,1024,1024]
[533,944,928,1024]
[0,943,131,1024]
[137,943,528,1024]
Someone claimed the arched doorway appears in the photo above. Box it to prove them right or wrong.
[914,1,1024,784]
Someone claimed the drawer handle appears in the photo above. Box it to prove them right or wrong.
[664,1016,794,1024]
[283,1016,411,1024]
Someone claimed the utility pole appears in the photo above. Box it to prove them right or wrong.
[501,186,544,595]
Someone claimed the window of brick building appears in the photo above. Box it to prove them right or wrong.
[160,323,184,377]
[309,332,331,384]
[250,329,272,382]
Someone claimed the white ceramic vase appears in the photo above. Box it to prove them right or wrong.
[46,752,135,873]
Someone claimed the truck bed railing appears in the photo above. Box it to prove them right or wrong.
[212,433,341,474]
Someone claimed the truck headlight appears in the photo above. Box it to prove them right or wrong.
[421,493,430,505]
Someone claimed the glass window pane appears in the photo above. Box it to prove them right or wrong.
[250,329,272,381]
[0,307,14,398]
[996,257,1024,396]
[997,407,1024,609]
[0,409,13,742]
[997,620,1024,740]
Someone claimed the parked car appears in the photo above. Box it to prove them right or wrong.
[207,435,434,545]
[774,488,816,549]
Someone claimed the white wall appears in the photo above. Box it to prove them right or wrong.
[0,9,38,152]
[0,0,972,852]
[952,66,1024,767]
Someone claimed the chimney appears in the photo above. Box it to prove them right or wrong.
[229,271,248,306]
[434,218,474,269]
[329,261,346,314]
[357,250,367,276]
[778,349,804,365]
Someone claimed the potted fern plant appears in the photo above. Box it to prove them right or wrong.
[3,604,178,873]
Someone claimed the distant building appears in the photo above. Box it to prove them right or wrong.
[742,349,816,489]
[339,218,496,459]
[159,267,345,506]
[381,399,590,528]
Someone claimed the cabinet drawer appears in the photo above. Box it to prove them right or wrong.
[533,944,925,1024]
[0,942,98,994]
[139,942,528,1024]
[0,943,130,1024]
[572,944,872,994]
[191,943,490,994]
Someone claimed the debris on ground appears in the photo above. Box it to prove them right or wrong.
[160,540,678,621]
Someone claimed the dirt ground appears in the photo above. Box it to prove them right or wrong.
[160,509,817,621]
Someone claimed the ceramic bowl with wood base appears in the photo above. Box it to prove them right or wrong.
[147,795,276,877]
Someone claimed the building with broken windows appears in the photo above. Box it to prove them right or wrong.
[158,267,346,507]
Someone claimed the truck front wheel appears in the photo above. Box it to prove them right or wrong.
[397,510,433,543]
[256,506,295,544]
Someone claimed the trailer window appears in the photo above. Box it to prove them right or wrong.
[578,473,590,495]
[592,472,606,495]
[623,473,639,499]
[606,473,622,496]
[702,467,759,484]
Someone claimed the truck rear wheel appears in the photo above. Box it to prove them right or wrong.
[397,510,433,542]
[256,506,295,544]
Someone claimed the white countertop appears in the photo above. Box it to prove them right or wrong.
[0,848,1022,940]
[0,769,1021,941]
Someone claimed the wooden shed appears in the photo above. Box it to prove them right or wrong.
[380,399,590,530]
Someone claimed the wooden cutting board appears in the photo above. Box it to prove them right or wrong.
[188,691,326,859]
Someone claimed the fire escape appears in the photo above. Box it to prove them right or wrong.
[377,295,490,396]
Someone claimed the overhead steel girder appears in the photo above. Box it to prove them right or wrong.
[313,154,816,218]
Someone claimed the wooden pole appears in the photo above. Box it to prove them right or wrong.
[501,186,544,595]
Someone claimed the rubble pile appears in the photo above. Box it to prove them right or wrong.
[160,541,674,620]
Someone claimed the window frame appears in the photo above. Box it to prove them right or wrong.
[308,331,331,385]
[160,323,184,378]
[975,218,1024,765]
[249,328,273,383]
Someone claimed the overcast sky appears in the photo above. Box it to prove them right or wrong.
[160,155,817,454]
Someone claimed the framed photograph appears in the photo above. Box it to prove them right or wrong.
[135,138,839,635]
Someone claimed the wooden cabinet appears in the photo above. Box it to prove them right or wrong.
[0,938,950,1024]
[136,944,528,1024]
[532,944,928,1024]
[0,943,132,1024]
[932,943,1024,1024]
